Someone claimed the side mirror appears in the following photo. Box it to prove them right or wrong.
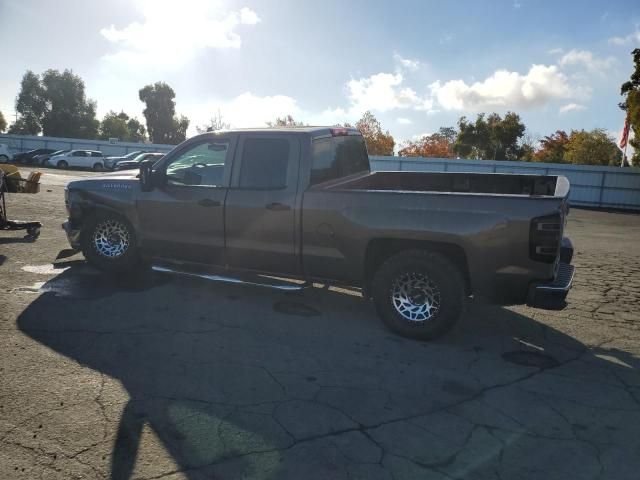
[140,160,155,192]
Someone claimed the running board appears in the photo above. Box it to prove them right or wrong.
[151,265,310,292]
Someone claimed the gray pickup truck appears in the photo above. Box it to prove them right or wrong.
[63,127,574,340]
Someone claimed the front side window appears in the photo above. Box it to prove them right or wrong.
[165,140,229,187]
[239,138,290,189]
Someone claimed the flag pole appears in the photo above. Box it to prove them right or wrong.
[621,141,628,167]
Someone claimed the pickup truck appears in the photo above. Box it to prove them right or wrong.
[63,127,574,340]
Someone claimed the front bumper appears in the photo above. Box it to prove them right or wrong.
[62,220,81,250]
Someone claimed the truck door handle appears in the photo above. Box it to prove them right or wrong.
[265,202,290,211]
[198,198,221,207]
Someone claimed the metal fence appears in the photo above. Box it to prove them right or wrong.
[370,156,640,211]
[0,133,174,157]
[1,134,638,210]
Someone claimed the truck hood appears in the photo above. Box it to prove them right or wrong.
[67,169,139,191]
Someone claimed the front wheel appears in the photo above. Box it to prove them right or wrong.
[372,250,466,340]
[80,213,140,272]
[57,160,68,169]
[93,162,104,171]
[0,155,8,163]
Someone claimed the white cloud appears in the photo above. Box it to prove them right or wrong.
[100,0,260,68]
[190,92,301,131]
[558,49,615,72]
[559,103,586,114]
[548,47,564,55]
[397,117,412,124]
[430,64,579,111]
[609,29,640,46]
[345,72,433,114]
[393,53,420,71]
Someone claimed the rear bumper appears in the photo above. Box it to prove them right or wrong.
[527,262,575,309]
[62,220,81,250]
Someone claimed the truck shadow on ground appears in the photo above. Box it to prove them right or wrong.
[16,266,639,480]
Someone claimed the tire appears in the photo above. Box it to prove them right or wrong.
[57,160,68,169]
[0,155,8,163]
[80,212,140,272]
[93,162,104,171]
[372,250,465,340]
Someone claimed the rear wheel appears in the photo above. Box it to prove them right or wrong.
[372,250,465,340]
[57,160,68,169]
[0,155,8,163]
[81,212,139,272]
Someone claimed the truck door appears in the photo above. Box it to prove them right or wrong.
[224,134,300,275]
[136,136,235,265]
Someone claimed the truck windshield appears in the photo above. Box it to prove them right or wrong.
[310,135,370,186]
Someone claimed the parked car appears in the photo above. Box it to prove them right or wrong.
[63,127,574,340]
[0,144,13,163]
[103,150,144,170]
[36,149,70,166]
[13,148,58,165]
[51,150,105,170]
[114,152,164,171]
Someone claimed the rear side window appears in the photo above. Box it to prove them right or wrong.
[310,136,369,186]
[239,138,290,189]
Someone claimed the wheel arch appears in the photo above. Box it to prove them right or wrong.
[363,238,472,298]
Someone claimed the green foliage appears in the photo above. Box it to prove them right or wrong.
[453,112,526,160]
[10,69,99,138]
[99,111,147,142]
[267,115,305,127]
[139,82,189,144]
[620,48,640,164]
[13,70,46,134]
[563,129,622,166]
[0,111,6,133]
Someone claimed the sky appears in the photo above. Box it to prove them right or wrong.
[1,0,639,147]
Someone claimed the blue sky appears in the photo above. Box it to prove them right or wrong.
[1,0,639,147]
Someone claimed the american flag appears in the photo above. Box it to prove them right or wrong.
[620,114,630,149]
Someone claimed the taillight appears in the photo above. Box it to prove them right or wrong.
[529,213,562,263]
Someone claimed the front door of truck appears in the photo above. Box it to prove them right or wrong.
[224,134,300,275]
[136,136,236,265]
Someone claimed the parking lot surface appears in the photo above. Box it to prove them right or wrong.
[1,168,639,479]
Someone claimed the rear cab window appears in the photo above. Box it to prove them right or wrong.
[310,134,369,186]
[239,137,290,189]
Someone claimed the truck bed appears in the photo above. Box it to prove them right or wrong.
[327,171,568,197]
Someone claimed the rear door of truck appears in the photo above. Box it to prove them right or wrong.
[224,133,301,275]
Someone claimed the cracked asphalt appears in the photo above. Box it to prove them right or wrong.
[1,167,639,479]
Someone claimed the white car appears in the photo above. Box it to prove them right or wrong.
[50,150,105,170]
[0,144,13,163]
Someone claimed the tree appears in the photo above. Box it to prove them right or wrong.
[14,70,46,135]
[0,111,6,133]
[533,130,569,163]
[197,110,230,133]
[139,82,190,144]
[99,111,147,142]
[267,115,305,127]
[620,48,640,165]
[453,112,526,160]
[354,111,395,156]
[38,69,99,138]
[563,129,622,166]
[398,127,457,158]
